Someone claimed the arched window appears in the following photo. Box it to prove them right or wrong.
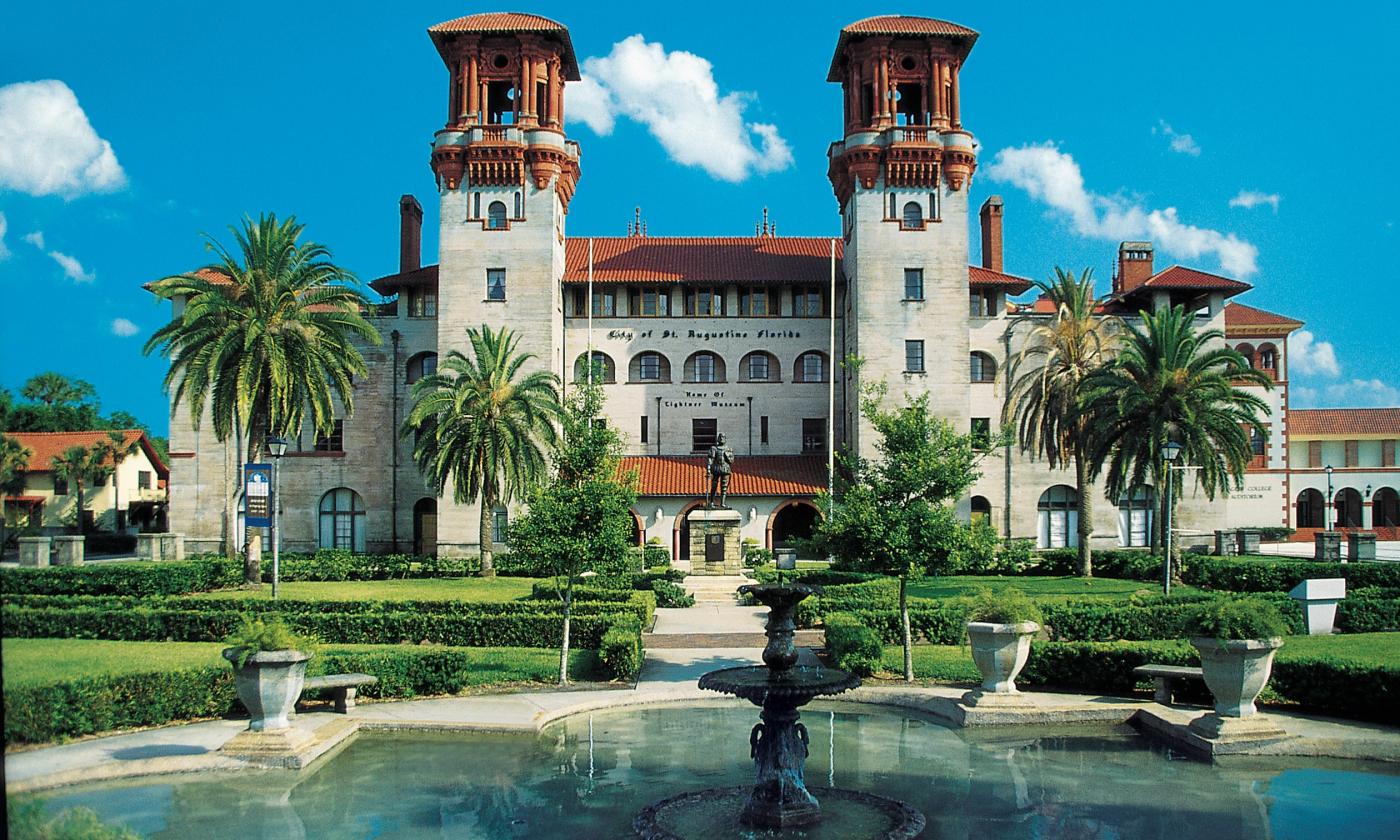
[684,351,726,383]
[629,351,671,383]
[1296,488,1324,529]
[1117,486,1154,547]
[794,351,827,383]
[1373,487,1400,528]
[970,495,992,525]
[573,351,616,383]
[406,352,437,384]
[1258,343,1278,379]
[1335,488,1363,529]
[1037,485,1078,549]
[487,201,507,229]
[970,352,997,383]
[1235,343,1256,369]
[1250,427,1267,458]
[902,201,923,228]
[740,351,778,383]
[319,488,366,552]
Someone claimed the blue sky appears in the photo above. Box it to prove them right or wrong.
[2,1,1397,435]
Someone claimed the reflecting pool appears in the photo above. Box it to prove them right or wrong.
[28,704,1400,839]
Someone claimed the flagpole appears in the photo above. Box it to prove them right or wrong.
[587,237,594,386]
[828,238,836,496]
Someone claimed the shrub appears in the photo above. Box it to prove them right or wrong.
[1336,595,1400,633]
[7,801,143,839]
[965,588,1043,625]
[824,612,883,676]
[598,618,643,680]
[651,579,695,608]
[0,557,241,597]
[1185,597,1289,639]
[1183,556,1400,592]
[643,543,670,568]
[265,550,416,582]
[1269,656,1399,724]
[223,615,318,667]
[1020,640,1200,695]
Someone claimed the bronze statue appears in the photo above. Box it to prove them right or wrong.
[706,432,734,508]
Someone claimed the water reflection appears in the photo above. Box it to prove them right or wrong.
[30,705,1400,840]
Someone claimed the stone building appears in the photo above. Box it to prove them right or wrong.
[158,13,1399,557]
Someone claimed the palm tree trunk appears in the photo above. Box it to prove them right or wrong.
[1074,449,1093,577]
[478,495,496,577]
[224,436,237,560]
[242,414,267,586]
[900,574,913,683]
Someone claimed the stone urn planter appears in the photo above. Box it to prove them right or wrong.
[1189,637,1282,719]
[963,621,1039,705]
[222,648,312,731]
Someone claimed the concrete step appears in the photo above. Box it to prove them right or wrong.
[681,574,752,604]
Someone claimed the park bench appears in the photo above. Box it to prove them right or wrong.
[301,673,378,713]
[1133,664,1204,705]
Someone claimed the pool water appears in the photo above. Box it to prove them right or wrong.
[27,704,1400,839]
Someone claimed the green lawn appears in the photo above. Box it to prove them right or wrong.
[2,638,591,688]
[187,576,539,603]
[906,575,1203,602]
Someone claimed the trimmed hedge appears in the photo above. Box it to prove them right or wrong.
[599,618,644,680]
[1182,556,1400,593]
[1337,595,1400,633]
[0,557,242,597]
[824,612,883,676]
[651,579,695,608]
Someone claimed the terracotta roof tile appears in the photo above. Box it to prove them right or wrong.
[370,264,438,296]
[1288,408,1400,437]
[829,16,978,80]
[1224,302,1304,330]
[968,265,1033,292]
[563,237,844,285]
[618,455,827,497]
[5,430,168,477]
[1141,265,1251,292]
[428,13,579,80]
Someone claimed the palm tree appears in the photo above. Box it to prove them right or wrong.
[1,434,32,553]
[1081,304,1272,559]
[1003,268,1120,576]
[145,214,379,579]
[404,325,561,575]
[20,372,96,407]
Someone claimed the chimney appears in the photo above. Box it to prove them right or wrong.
[979,196,1004,273]
[1116,241,1154,294]
[398,194,423,275]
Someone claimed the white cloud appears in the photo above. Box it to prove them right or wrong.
[1323,379,1400,407]
[110,317,139,337]
[0,80,126,198]
[47,249,94,282]
[1288,330,1341,377]
[0,211,9,260]
[985,142,1259,276]
[567,35,793,182]
[1155,120,1201,156]
[23,230,44,248]
[1229,190,1281,212]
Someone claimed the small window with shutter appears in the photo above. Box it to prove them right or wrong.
[1345,440,1359,467]
[1308,440,1322,468]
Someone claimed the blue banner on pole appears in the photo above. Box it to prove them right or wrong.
[244,463,273,528]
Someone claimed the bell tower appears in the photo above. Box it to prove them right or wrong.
[827,16,979,458]
[426,13,582,557]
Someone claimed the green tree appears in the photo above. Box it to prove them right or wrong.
[809,375,988,682]
[20,372,97,407]
[1082,304,1272,561]
[507,380,637,685]
[48,431,137,534]
[405,324,562,576]
[145,214,379,578]
[1003,268,1120,577]
[1,433,32,551]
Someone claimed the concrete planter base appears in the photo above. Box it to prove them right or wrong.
[223,648,312,731]
[1190,637,1282,718]
[964,621,1039,701]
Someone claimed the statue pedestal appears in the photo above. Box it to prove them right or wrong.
[688,508,743,575]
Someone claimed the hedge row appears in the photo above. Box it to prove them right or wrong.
[599,619,644,681]
[2,605,632,649]
[983,549,1400,592]
[0,557,242,597]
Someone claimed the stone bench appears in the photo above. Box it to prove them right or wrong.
[1133,664,1204,705]
[301,673,377,713]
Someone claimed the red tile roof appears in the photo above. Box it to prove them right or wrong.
[829,16,978,80]
[563,237,844,286]
[1140,265,1251,293]
[618,456,828,497]
[428,13,580,80]
[968,265,1033,293]
[3,495,46,506]
[1224,302,1303,331]
[5,430,168,477]
[369,264,438,296]
[142,267,230,292]
[1288,408,1400,437]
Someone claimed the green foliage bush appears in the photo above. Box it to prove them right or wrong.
[7,800,143,839]
[598,618,643,680]
[1182,556,1400,592]
[965,587,1044,624]
[824,612,883,676]
[0,557,242,597]
[223,615,318,667]
[1337,594,1400,633]
[264,549,417,582]
[1185,597,1290,639]
[1020,640,1200,695]
[1268,656,1398,723]
[651,579,695,608]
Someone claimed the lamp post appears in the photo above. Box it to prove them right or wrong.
[1162,440,1183,596]
[1324,465,1334,531]
[267,436,289,599]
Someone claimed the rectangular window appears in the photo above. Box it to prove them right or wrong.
[971,417,991,450]
[802,418,826,454]
[53,475,68,495]
[138,471,152,490]
[692,418,718,453]
[314,420,345,452]
[1384,440,1396,467]
[592,288,616,317]
[408,287,437,318]
[486,269,506,301]
[1308,440,1322,468]
[904,268,924,301]
[1345,440,1359,468]
[740,287,770,316]
[748,354,770,381]
[694,354,717,383]
[969,290,997,317]
[905,340,925,373]
[492,507,509,543]
[793,286,824,317]
[760,415,769,445]
[640,415,649,444]
[685,286,724,317]
[630,287,670,317]
[639,354,662,381]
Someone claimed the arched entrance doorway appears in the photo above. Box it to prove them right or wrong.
[673,501,705,562]
[413,498,437,556]
[1374,487,1400,528]
[1335,488,1363,529]
[769,499,821,555]
[630,510,645,547]
[1296,488,1324,529]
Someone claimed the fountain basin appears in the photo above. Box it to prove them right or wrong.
[634,785,926,840]
[698,665,862,706]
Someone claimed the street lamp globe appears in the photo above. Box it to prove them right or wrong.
[267,436,290,459]
[1162,440,1183,462]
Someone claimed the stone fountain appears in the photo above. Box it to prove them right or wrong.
[634,582,926,839]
